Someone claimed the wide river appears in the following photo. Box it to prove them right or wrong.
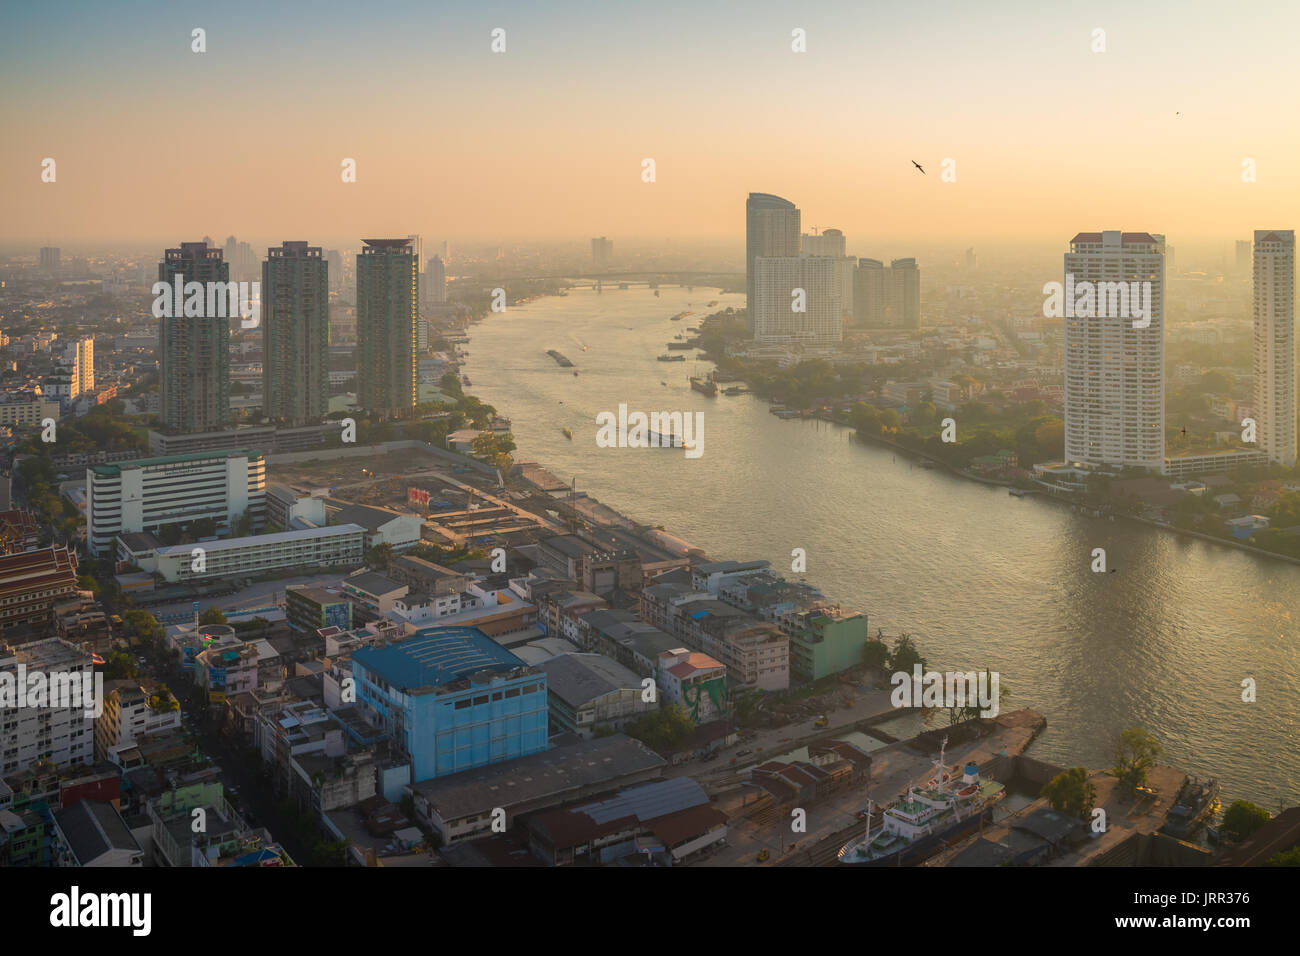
[462,285,1300,809]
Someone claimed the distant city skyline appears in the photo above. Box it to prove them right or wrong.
[5,1,1300,243]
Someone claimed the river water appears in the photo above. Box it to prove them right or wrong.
[462,285,1300,809]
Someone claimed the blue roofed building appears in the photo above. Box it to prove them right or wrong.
[351,626,548,782]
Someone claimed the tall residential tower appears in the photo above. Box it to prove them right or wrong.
[158,241,230,433]
[1252,230,1296,466]
[1063,231,1165,472]
[263,242,330,426]
[356,238,418,418]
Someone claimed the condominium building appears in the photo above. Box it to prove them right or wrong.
[1063,230,1165,471]
[853,258,921,329]
[1252,230,1296,466]
[263,241,330,426]
[590,237,614,266]
[752,256,841,346]
[801,228,846,258]
[746,193,801,334]
[0,638,96,775]
[424,255,447,305]
[85,450,267,556]
[356,239,418,417]
[158,241,231,433]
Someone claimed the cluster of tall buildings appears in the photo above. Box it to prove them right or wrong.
[744,193,920,346]
[1061,229,1295,474]
[156,235,449,433]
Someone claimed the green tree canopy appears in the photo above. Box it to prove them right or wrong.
[1041,767,1097,820]
[1112,727,1163,791]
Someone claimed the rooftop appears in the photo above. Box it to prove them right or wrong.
[352,626,529,691]
[409,733,667,820]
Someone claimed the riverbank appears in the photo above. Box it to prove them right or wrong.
[787,405,1300,569]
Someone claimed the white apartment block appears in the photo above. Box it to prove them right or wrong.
[1252,230,1296,466]
[85,449,267,556]
[67,336,94,395]
[752,256,842,346]
[147,524,366,583]
[1063,231,1165,472]
[95,682,182,762]
[0,638,96,775]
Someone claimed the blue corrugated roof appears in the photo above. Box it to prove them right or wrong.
[353,626,527,690]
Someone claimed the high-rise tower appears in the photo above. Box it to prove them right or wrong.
[158,241,231,432]
[356,239,418,418]
[263,242,330,426]
[1253,230,1297,466]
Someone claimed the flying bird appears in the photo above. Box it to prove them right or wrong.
[912,160,926,174]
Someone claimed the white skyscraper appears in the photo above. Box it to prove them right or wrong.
[752,256,841,346]
[1252,230,1296,466]
[1063,230,1165,472]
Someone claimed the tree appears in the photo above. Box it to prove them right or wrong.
[1267,846,1300,866]
[104,651,139,680]
[888,633,926,673]
[199,607,227,627]
[1220,800,1271,841]
[925,672,1009,728]
[1041,767,1097,820]
[862,639,889,670]
[365,542,394,569]
[624,706,696,754]
[1111,727,1163,791]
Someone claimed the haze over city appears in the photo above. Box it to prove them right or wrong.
[4,0,1300,246]
[1,0,1296,931]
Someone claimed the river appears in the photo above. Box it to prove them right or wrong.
[461,285,1300,809]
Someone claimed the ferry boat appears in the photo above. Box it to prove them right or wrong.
[690,376,718,397]
[838,740,1004,867]
[657,354,686,362]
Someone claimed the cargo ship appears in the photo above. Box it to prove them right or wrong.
[838,739,1004,867]
[546,350,574,367]
[690,376,717,396]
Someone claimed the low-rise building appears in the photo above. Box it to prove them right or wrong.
[148,524,365,583]
[285,585,353,633]
[330,503,423,552]
[408,733,666,846]
[539,653,656,738]
[656,648,727,724]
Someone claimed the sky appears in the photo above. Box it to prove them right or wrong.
[3,0,1299,249]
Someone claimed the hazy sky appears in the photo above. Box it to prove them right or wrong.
[3,0,1298,247]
